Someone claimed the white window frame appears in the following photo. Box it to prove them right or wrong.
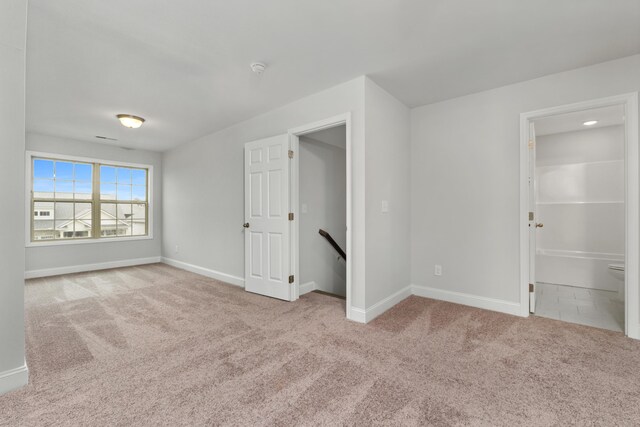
[25,151,154,247]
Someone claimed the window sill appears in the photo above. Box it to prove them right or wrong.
[25,234,154,248]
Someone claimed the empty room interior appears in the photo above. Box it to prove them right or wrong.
[1,1,640,425]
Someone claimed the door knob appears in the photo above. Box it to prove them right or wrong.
[536,223,544,228]
[243,222,250,228]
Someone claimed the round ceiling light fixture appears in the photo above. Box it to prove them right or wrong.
[250,62,266,75]
[583,120,598,126]
[117,114,145,129]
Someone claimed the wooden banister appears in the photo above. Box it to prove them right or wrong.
[318,229,346,261]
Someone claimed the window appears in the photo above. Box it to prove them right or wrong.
[99,165,148,238]
[30,155,150,243]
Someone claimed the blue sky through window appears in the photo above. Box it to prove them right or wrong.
[100,166,117,183]
[75,164,92,181]
[34,159,146,200]
[132,169,146,185]
[34,159,93,181]
[55,162,73,180]
[34,159,54,179]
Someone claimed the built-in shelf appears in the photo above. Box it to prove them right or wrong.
[537,201,624,205]
[536,159,624,168]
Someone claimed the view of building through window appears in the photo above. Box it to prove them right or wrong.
[31,157,148,241]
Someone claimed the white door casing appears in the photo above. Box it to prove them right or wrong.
[244,134,292,301]
[288,113,352,318]
[528,122,537,313]
[520,93,639,338]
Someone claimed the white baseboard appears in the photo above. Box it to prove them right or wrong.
[299,281,316,295]
[349,307,366,323]
[161,257,244,288]
[0,362,28,395]
[411,284,523,317]
[25,256,162,279]
[349,285,412,324]
[366,285,413,322]
[628,322,640,340]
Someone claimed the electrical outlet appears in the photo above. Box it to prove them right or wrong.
[381,200,389,213]
[174,245,179,254]
[434,264,442,276]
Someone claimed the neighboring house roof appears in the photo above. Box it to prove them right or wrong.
[33,204,144,231]
[57,209,95,229]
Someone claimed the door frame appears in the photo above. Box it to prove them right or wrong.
[288,113,352,319]
[519,93,639,339]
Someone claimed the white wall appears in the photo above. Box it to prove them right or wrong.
[364,78,411,308]
[163,76,411,317]
[25,133,163,275]
[410,55,640,313]
[299,135,346,296]
[0,0,28,394]
[163,77,368,310]
[535,126,624,290]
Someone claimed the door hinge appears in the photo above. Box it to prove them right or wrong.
[288,150,294,159]
[289,275,294,284]
[529,283,534,293]
[288,212,294,221]
[528,140,535,149]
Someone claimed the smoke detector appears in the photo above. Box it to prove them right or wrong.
[250,62,266,75]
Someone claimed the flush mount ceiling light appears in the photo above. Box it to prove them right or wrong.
[250,62,266,75]
[117,114,145,129]
[583,120,598,126]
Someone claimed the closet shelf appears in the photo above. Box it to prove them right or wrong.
[536,201,624,205]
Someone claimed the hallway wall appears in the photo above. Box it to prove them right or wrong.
[299,135,346,296]
[0,0,28,394]
[410,54,640,317]
[162,77,369,311]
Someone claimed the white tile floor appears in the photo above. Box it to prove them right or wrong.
[534,282,624,332]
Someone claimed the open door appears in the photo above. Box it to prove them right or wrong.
[528,122,537,313]
[244,134,293,301]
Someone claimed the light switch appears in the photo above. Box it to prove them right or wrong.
[301,203,308,214]
[381,200,389,213]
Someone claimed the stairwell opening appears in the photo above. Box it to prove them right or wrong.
[298,125,347,301]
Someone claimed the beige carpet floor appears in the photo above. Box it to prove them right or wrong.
[1,263,640,426]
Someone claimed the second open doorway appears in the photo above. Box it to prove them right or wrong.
[289,115,351,316]
[520,93,639,338]
[297,125,347,300]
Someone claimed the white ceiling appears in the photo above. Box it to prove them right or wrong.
[26,0,640,151]
[534,105,626,136]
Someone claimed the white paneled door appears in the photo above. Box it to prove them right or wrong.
[244,134,292,301]
[528,122,537,313]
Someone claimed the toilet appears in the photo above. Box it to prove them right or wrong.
[608,264,625,301]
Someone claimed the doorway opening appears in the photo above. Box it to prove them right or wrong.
[242,114,352,319]
[520,94,639,338]
[296,125,347,301]
[290,114,351,317]
[533,105,625,331]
